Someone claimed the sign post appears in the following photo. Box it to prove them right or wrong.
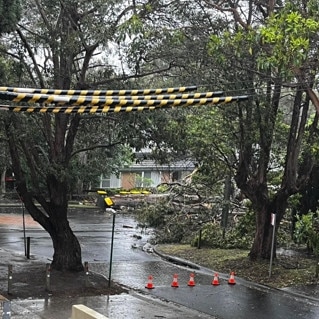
[108,209,116,288]
[15,187,27,257]
[269,213,276,278]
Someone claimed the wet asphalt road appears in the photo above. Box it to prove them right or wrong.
[0,208,157,262]
[1,209,319,319]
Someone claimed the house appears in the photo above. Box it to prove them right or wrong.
[99,156,195,190]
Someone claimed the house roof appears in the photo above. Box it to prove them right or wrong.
[120,159,195,172]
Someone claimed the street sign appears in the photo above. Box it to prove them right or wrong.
[269,213,276,277]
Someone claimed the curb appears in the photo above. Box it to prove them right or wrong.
[153,246,200,270]
[154,246,319,304]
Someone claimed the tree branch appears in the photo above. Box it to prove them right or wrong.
[203,0,249,30]
[92,63,174,87]
[70,141,123,158]
[16,27,45,87]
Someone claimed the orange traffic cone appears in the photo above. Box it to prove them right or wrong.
[171,274,179,288]
[212,273,220,286]
[228,272,236,285]
[145,275,154,289]
[188,273,196,287]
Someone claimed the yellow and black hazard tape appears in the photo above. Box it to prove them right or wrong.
[0,95,249,113]
[85,91,224,100]
[0,105,159,113]
[0,85,249,114]
[0,85,198,96]
[0,91,227,105]
[0,92,247,108]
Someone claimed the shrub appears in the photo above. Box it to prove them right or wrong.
[294,212,319,254]
[191,211,255,249]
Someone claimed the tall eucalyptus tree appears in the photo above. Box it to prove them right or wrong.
[132,0,319,260]
[2,0,178,271]
[198,0,319,259]
[0,0,21,195]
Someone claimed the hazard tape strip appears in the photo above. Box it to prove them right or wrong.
[0,91,227,105]
[0,86,198,96]
[0,96,248,113]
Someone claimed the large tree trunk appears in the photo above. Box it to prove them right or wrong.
[18,178,84,271]
[46,175,83,271]
[249,206,273,260]
[50,218,83,271]
[0,167,6,196]
[23,178,84,272]
[26,197,84,272]
[247,184,289,260]
[5,117,84,272]
[47,175,83,271]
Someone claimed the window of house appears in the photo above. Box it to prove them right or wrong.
[144,171,152,180]
[135,171,152,188]
[172,171,181,182]
[100,175,110,188]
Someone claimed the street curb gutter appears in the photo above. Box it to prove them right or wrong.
[153,246,319,305]
[153,246,200,270]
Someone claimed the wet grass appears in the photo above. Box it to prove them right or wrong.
[157,244,319,288]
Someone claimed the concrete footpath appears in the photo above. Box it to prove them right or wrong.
[11,291,214,319]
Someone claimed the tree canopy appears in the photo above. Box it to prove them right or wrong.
[0,0,21,34]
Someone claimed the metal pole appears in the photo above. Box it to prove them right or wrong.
[7,265,13,295]
[45,263,51,292]
[84,261,89,287]
[221,174,231,238]
[22,204,27,256]
[15,188,27,256]
[269,213,276,278]
[108,210,116,288]
[197,229,202,249]
[26,237,30,259]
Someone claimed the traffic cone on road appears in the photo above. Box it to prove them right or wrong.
[188,273,196,287]
[228,272,236,285]
[212,273,220,286]
[171,274,179,288]
[145,275,154,289]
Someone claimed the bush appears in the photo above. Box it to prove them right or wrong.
[191,211,255,249]
[294,212,319,254]
[136,203,166,228]
[294,211,319,277]
[191,222,222,247]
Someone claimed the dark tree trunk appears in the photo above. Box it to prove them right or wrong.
[46,175,83,271]
[50,218,83,272]
[26,203,83,271]
[22,177,84,272]
[247,184,289,260]
[1,168,6,195]
[5,115,84,272]
[249,206,274,260]
[16,176,84,272]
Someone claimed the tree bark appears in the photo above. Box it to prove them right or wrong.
[249,205,273,260]
[0,168,6,196]
[49,215,83,271]
[5,115,83,272]
[25,192,83,272]
[46,174,83,271]
[22,175,83,272]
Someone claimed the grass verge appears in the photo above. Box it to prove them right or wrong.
[157,244,319,288]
